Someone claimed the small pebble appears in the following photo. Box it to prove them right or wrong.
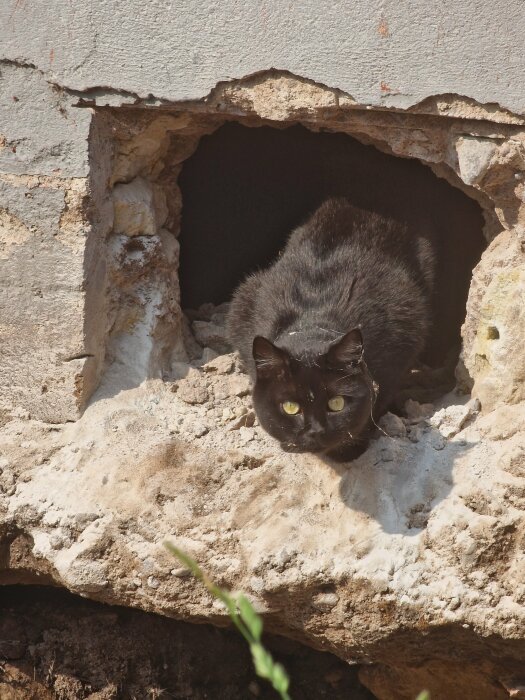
[190,421,209,438]
[203,354,234,374]
[405,399,434,420]
[378,412,406,438]
[312,591,339,612]
[429,432,446,450]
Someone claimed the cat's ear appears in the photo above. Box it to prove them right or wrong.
[253,337,290,379]
[326,328,363,367]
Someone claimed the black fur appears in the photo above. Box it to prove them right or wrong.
[227,198,439,461]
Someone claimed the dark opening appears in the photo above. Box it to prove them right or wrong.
[0,585,375,699]
[178,122,485,367]
[179,122,484,305]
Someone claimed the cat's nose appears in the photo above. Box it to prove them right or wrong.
[305,421,324,437]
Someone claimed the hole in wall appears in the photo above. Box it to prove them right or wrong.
[178,122,485,312]
[177,121,486,404]
[94,107,490,435]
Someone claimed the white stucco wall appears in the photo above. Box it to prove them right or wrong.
[1,0,525,112]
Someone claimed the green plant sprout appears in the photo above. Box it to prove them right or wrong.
[165,542,291,700]
[416,691,430,700]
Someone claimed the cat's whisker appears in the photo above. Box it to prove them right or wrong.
[370,415,389,438]
[347,431,367,445]
[367,381,390,438]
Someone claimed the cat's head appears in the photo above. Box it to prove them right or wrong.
[251,329,374,455]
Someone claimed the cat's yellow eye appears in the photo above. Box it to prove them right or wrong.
[327,395,345,412]
[282,401,301,415]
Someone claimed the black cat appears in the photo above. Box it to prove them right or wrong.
[227,198,438,462]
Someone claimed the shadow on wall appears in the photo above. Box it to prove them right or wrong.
[332,427,475,536]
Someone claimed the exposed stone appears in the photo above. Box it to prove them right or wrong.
[201,347,219,364]
[65,560,109,594]
[462,230,525,412]
[404,399,435,421]
[429,399,480,438]
[110,114,193,185]
[0,208,31,260]
[0,371,524,696]
[377,412,407,438]
[455,136,498,186]
[212,374,250,400]
[311,591,339,612]
[203,354,235,375]
[209,73,348,121]
[230,410,256,430]
[113,176,167,236]
[192,320,232,355]
[176,370,210,404]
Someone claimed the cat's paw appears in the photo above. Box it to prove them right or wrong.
[326,442,368,463]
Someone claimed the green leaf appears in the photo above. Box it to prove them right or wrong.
[165,542,291,699]
[250,644,291,700]
[237,594,263,641]
[164,543,203,579]
[250,643,274,679]
[271,662,290,694]
[211,585,237,615]
[415,692,430,700]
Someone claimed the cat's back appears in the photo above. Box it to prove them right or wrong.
[284,198,417,262]
[228,198,436,374]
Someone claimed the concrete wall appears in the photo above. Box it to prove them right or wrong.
[1,1,525,112]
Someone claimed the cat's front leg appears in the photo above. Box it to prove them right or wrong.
[326,440,369,463]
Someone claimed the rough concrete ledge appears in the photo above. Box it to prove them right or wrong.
[1,374,524,698]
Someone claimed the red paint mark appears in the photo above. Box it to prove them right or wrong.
[380,81,400,96]
[49,48,55,64]
[378,17,389,37]
[8,0,26,23]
